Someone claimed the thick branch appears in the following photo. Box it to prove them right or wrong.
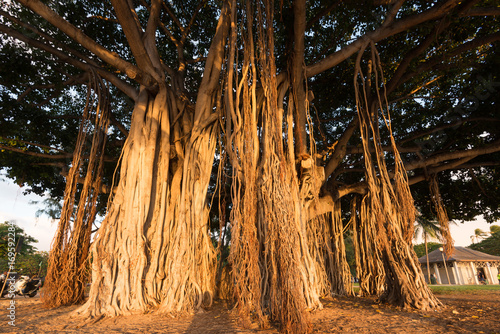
[193,3,230,125]
[110,0,159,81]
[0,24,138,100]
[323,118,358,180]
[462,7,500,16]
[307,182,367,220]
[306,0,461,77]
[404,140,500,171]
[291,0,307,156]
[407,156,477,185]
[16,0,155,87]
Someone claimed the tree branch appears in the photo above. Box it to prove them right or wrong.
[462,7,500,16]
[0,144,72,159]
[306,0,461,77]
[0,24,138,100]
[110,0,160,81]
[162,1,185,33]
[323,118,358,180]
[16,0,155,87]
[291,0,308,156]
[0,9,101,68]
[380,0,405,28]
[398,32,500,87]
[407,156,477,185]
[399,117,500,145]
[181,0,208,44]
[404,140,500,171]
[193,2,230,125]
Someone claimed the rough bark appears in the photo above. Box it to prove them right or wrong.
[75,85,218,318]
[75,2,230,318]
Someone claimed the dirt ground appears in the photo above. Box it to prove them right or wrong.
[0,289,499,333]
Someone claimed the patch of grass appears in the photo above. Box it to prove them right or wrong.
[430,284,500,295]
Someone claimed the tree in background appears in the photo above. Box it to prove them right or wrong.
[414,216,441,283]
[413,242,443,259]
[469,225,500,256]
[0,221,41,274]
[0,221,38,256]
[17,251,49,277]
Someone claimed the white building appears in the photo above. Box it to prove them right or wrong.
[418,246,500,285]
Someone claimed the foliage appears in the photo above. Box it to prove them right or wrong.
[16,251,49,277]
[344,232,356,277]
[413,242,442,259]
[0,221,42,274]
[468,226,500,256]
[0,221,38,258]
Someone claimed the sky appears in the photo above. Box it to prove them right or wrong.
[0,177,58,252]
[0,175,497,252]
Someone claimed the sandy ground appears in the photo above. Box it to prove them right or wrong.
[0,289,499,333]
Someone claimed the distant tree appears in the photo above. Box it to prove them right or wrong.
[489,225,500,235]
[17,251,49,277]
[0,221,39,271]
[413,242,442,259]
[471,227,490,244]
[414,216,441,283]
[0,221,38,256]
[469,225,500,256]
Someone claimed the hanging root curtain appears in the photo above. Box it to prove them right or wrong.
[43,70,110,308]
[352,196,385,296]
[429,174,454,257]
[353,41,441,310]
[226,0,328,332]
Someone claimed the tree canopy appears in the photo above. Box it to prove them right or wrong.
[0,221,38,257]
[0,221,46,276]
[469,225,500,256]
[1,0,498,223]
[0,0,499,332]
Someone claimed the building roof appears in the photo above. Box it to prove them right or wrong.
[418,246,500,264]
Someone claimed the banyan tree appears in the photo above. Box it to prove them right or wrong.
[1,0,499,332]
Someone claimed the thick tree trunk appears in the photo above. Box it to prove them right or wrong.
[76,86,217,318]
